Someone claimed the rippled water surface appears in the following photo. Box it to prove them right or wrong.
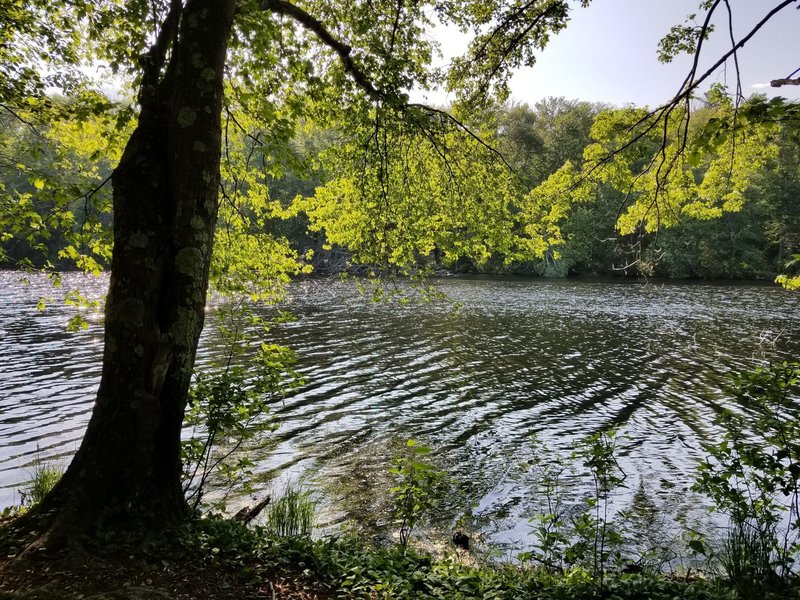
[1,272,798,542]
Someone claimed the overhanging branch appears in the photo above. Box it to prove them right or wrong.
[584,0,798,181]
[673,0,797,100]
[261,0,383,100]
[259,0,521,187]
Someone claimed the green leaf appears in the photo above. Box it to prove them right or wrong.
[687,539,706,556]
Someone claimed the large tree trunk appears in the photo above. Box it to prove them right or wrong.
[35,0,238,540]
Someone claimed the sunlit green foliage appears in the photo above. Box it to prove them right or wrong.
[297,111,536,272]
[505,89,799,279]
[585,96,775,234]
[4,1,797,288]
[657,12,714,64]
[776,272,800,291]
[0,99,123,272]
[0,0,94,103]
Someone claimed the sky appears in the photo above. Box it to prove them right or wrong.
[419,0,800,108]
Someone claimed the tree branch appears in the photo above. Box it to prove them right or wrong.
[581,0,799,257]
[406,103,519,177]
[0,102,44,138]
[479,3,564,98]
[583,0,797,183]
[261,0,523,194]
[671,0,796,102]
[138,0,183,104]
[771,77,800,87]
[470,0,542,62]
[261,0,383,100]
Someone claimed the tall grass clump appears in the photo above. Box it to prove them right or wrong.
[266,486,316,538]
[20,457,63,506]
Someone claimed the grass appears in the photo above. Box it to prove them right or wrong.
[20,458,62,507]
[266,486,316,538]
[1,454,64,516]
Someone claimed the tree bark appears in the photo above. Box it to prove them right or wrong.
[34,0,238,540]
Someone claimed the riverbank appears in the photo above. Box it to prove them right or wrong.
[0,516,326,600]
[0,514,781,600]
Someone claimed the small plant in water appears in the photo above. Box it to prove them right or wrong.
[266,485,316,538]
[520,434,572,573]
[181,302,302,511]
[573,429,627,586]
[521,430,627,590]
[389,439,447,549]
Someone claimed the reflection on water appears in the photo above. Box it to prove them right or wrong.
[1,272,798,545]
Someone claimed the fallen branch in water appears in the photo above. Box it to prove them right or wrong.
[233,495,271,524]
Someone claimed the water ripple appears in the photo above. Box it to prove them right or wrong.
[1,273,798,540]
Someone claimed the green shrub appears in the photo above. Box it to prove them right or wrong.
[182,303,301,512]
[389,439,448,549]
[694,361,800,587]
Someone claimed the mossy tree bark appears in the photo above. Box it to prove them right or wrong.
[34,0,238,540]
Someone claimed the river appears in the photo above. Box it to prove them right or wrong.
[1,272,798,547]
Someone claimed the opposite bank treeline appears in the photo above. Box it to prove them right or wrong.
[2,93,798,281]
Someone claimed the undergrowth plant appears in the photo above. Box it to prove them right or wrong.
[574,429,627,586]
[389,439,448,549]
[520,434,571,573]
[693,361,800,592]
[252,527,734,600]
[182,302,302,511]
[521,430,627,590]
[178,365,800,599]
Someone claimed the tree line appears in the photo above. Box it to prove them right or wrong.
[4,92,798,282]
